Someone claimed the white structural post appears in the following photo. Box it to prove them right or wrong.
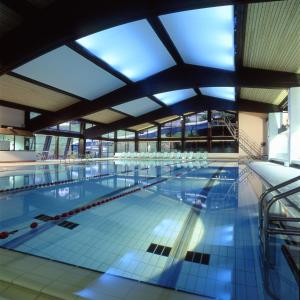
[288,87,300,166]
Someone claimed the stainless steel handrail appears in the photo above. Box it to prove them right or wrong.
[259,175,300,230]
[262,186,300,262]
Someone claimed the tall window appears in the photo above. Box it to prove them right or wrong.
[161,141,181,152]
[161,119,182,138]
[185,112,208,137]
[59,121,81,133]
[139,141,157,152]
[100,141,115,157]
[102,132,115,139]
[117,141,134,152]
[85,139,100,157]
[138,127,157,139]
[117,130,135,139]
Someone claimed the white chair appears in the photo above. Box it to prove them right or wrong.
[169,152,175,159]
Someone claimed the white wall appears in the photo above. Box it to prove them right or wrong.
[238,112,268,157]
[0,106,25,128]
[289,87,300,164]
[268,112,289,163]
[0,151,36,162]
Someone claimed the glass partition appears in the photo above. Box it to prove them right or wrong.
[161,141,181,152]
[139,141,157,152]
[161,119,182,138]
[138,127,158,139]
[185,112,208,137]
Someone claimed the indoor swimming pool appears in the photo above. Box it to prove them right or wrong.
[0,160,298,300]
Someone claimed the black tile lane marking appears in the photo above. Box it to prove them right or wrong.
[184,251,210,265]
[147,243,172,257]
[58,220,79,230]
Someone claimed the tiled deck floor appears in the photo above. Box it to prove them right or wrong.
[0,248,210,300]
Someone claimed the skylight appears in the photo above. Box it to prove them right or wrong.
[159,6,235,71]
[200,87,236,101]
[154,89,196,105]
[113,97,161,117]
[76,19,176,82]
[13,46,126,100]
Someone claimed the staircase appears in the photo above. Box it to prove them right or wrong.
[223,116,263,160]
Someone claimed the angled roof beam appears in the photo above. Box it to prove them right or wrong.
[0,0,39,19]
[0,0,282,75]
[85,95,280,138]
[27,64,300,132]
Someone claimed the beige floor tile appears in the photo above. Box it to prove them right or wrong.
[41,281,79,300]
[5,256,43,272]
[31,263,68,280]
[13,273,53,292]
[35,294,63,300]
[0,285,38,300]
[0,281,9,293]
[0,266,25,283]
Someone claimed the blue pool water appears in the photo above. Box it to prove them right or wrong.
[0,161,298,299]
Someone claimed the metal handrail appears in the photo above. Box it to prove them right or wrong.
[259,175,300,230]
[262,186,300,262]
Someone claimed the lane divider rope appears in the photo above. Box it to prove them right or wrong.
[0,160,199,240]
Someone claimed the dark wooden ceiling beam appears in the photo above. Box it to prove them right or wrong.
[0,0,281,75]
[27,64,299,132]
[0,0,39,19]
[84,95,280,138]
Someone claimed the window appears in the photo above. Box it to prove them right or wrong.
[0,134,14,150]
[211,140,237,153]
[161,119,182,138]
[161,141,181,152]
[138,127,157,139]
[100,141,115,157]
[185,112,208,137]
[117,130,135,139]
[85,139,100,157]
[0,133,34,151]
[30,112,41,119]
[102,132,115,139]
[185,141,208,152]
[85,122,95,129]
[139,141,157,152]
[59,121,81,132]
[117,141,134,152]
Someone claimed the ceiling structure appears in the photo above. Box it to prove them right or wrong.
[0,0,299,139]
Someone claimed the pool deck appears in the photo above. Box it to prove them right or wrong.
[248,161,300,186]
[0,248,210,300]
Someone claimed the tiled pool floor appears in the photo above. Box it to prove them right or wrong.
[0,161,298,299]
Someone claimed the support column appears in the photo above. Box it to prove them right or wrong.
[114,131,118,153]
[135,132,138,152]
[157,125,161,152]
[181,116,185,152]
[78,138,86,158]
[207,110,212,152]
[288,87,300,165]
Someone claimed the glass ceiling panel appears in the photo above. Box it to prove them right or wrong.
[113,97,161,117]
[159,6,235,71]
[76,19,176,82]
[200,87,235,101]
[154,89,196,105]
[13,46,126,100]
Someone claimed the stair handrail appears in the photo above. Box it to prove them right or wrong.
[259,175,300,230]
[262,185,300,262]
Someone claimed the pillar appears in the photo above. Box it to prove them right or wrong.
[288,87,300,165]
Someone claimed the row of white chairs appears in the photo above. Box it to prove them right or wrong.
[114,151,208,160]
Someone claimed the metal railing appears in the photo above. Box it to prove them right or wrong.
[223,116,263,159]
[258,176,300,300]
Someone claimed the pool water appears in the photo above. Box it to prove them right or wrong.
[0,161,297,299]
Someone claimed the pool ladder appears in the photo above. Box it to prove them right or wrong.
[259,176,300,299]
